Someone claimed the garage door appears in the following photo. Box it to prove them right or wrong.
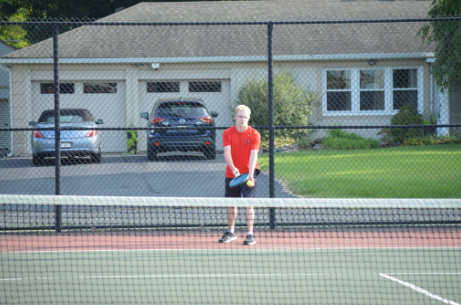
[32,82,126,153]
[138,80,231,151]
[0,99,10,150]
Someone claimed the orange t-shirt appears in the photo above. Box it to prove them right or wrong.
[223,126,261,178]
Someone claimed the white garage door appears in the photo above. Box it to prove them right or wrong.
[138,79,231,151]
[0,99,10,150]
[32,82,126,152]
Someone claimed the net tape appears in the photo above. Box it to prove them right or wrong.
[1,195,461,208]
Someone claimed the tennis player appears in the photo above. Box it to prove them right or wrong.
[219,105,261,245]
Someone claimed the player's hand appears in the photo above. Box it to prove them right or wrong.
[232,168,240,177]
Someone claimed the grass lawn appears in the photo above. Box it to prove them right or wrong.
[258,145,461,198]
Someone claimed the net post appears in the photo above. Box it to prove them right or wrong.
[268,21,276,229]
[53,22,62,232]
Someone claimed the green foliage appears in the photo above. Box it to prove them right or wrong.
[418,0,461,91]
[0,9,28,49]
[322,129,380,150]
[235,71,319,141]
[388,104,424,144]
[402,134,461,146]
[127,129,138,154]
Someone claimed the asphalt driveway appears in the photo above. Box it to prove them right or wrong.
[0,153,296,198]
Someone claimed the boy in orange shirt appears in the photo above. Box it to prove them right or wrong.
[218,105,261,245]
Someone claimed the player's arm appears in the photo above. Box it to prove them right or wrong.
[224,145,240,177]
[248,150,258,183]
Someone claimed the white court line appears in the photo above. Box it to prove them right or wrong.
[3,246,461,254]
[388,273,461,275]
[379,273,460,305]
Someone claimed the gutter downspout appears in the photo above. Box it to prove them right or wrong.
[0,63,13,157]
[426,57,449,136]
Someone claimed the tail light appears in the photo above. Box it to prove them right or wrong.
[85,130,97,137]
[151,117,165,124]
[205,141,211,145]
[199,116,213,124]
[33,130,45,138]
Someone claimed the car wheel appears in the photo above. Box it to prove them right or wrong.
[204,147,216,160]
[91,152,101,163]
[32,154,44,166]
[147,146,158,161]
[91,146,102,163]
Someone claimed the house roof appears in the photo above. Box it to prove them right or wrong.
[3,0,434,62]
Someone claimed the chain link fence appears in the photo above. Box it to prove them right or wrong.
[0,17,461,200]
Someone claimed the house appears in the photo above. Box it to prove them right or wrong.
[0,40,16,156]
[1,0,456,156]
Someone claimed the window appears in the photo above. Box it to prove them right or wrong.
[40,83,75,94]
[189,81,221,92]
[84,83,117,94]
[360,70,385,111]
[326,71,351,111]
[323,67,422,115]
[393,69,418,110]
[147,82,180,93]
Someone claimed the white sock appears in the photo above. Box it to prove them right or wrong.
[228,229,234,234]
[247,231,253,236]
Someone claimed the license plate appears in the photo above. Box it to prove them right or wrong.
[60,142,72,148]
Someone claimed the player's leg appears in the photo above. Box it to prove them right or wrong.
[219,178,240,243]
[241,173,257,245]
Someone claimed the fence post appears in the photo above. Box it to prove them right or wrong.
[53,22,62,232]
[268,22,276,229]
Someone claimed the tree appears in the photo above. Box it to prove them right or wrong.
[419,0,461,92]
[0,8,28,49]
[234,71,320,142]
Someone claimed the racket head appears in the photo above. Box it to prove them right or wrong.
[229,173,249,188]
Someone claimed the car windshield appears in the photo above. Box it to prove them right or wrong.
[156,103,208,117]
[38,109,94,123]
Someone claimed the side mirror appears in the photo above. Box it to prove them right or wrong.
[29,121,36,126]
[211,111,218,118]
[140,112,149,120]
[96,119,104,125]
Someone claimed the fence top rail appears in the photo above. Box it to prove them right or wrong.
[1,17,461,27]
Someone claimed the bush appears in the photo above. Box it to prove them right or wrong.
[234,71,319,141]
[323,129,381,150]
[389,104,424,144]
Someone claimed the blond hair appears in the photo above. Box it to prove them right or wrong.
[234,105,251,116]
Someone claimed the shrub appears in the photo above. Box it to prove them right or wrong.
[234,71,319,141]
[323,129,380,150]
[389,104,423,144]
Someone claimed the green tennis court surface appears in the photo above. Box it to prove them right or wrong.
[2,248,460,304]
[1,195,461,304]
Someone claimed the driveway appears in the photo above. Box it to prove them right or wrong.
[0,153,296,198]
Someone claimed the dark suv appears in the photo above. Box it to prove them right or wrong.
[141,100,218,160]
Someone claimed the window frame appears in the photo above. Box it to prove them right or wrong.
[322,66,423,116]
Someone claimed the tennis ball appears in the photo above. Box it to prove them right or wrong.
[246,180,254,187]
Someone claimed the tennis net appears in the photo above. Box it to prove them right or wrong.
[1,195,461,305]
